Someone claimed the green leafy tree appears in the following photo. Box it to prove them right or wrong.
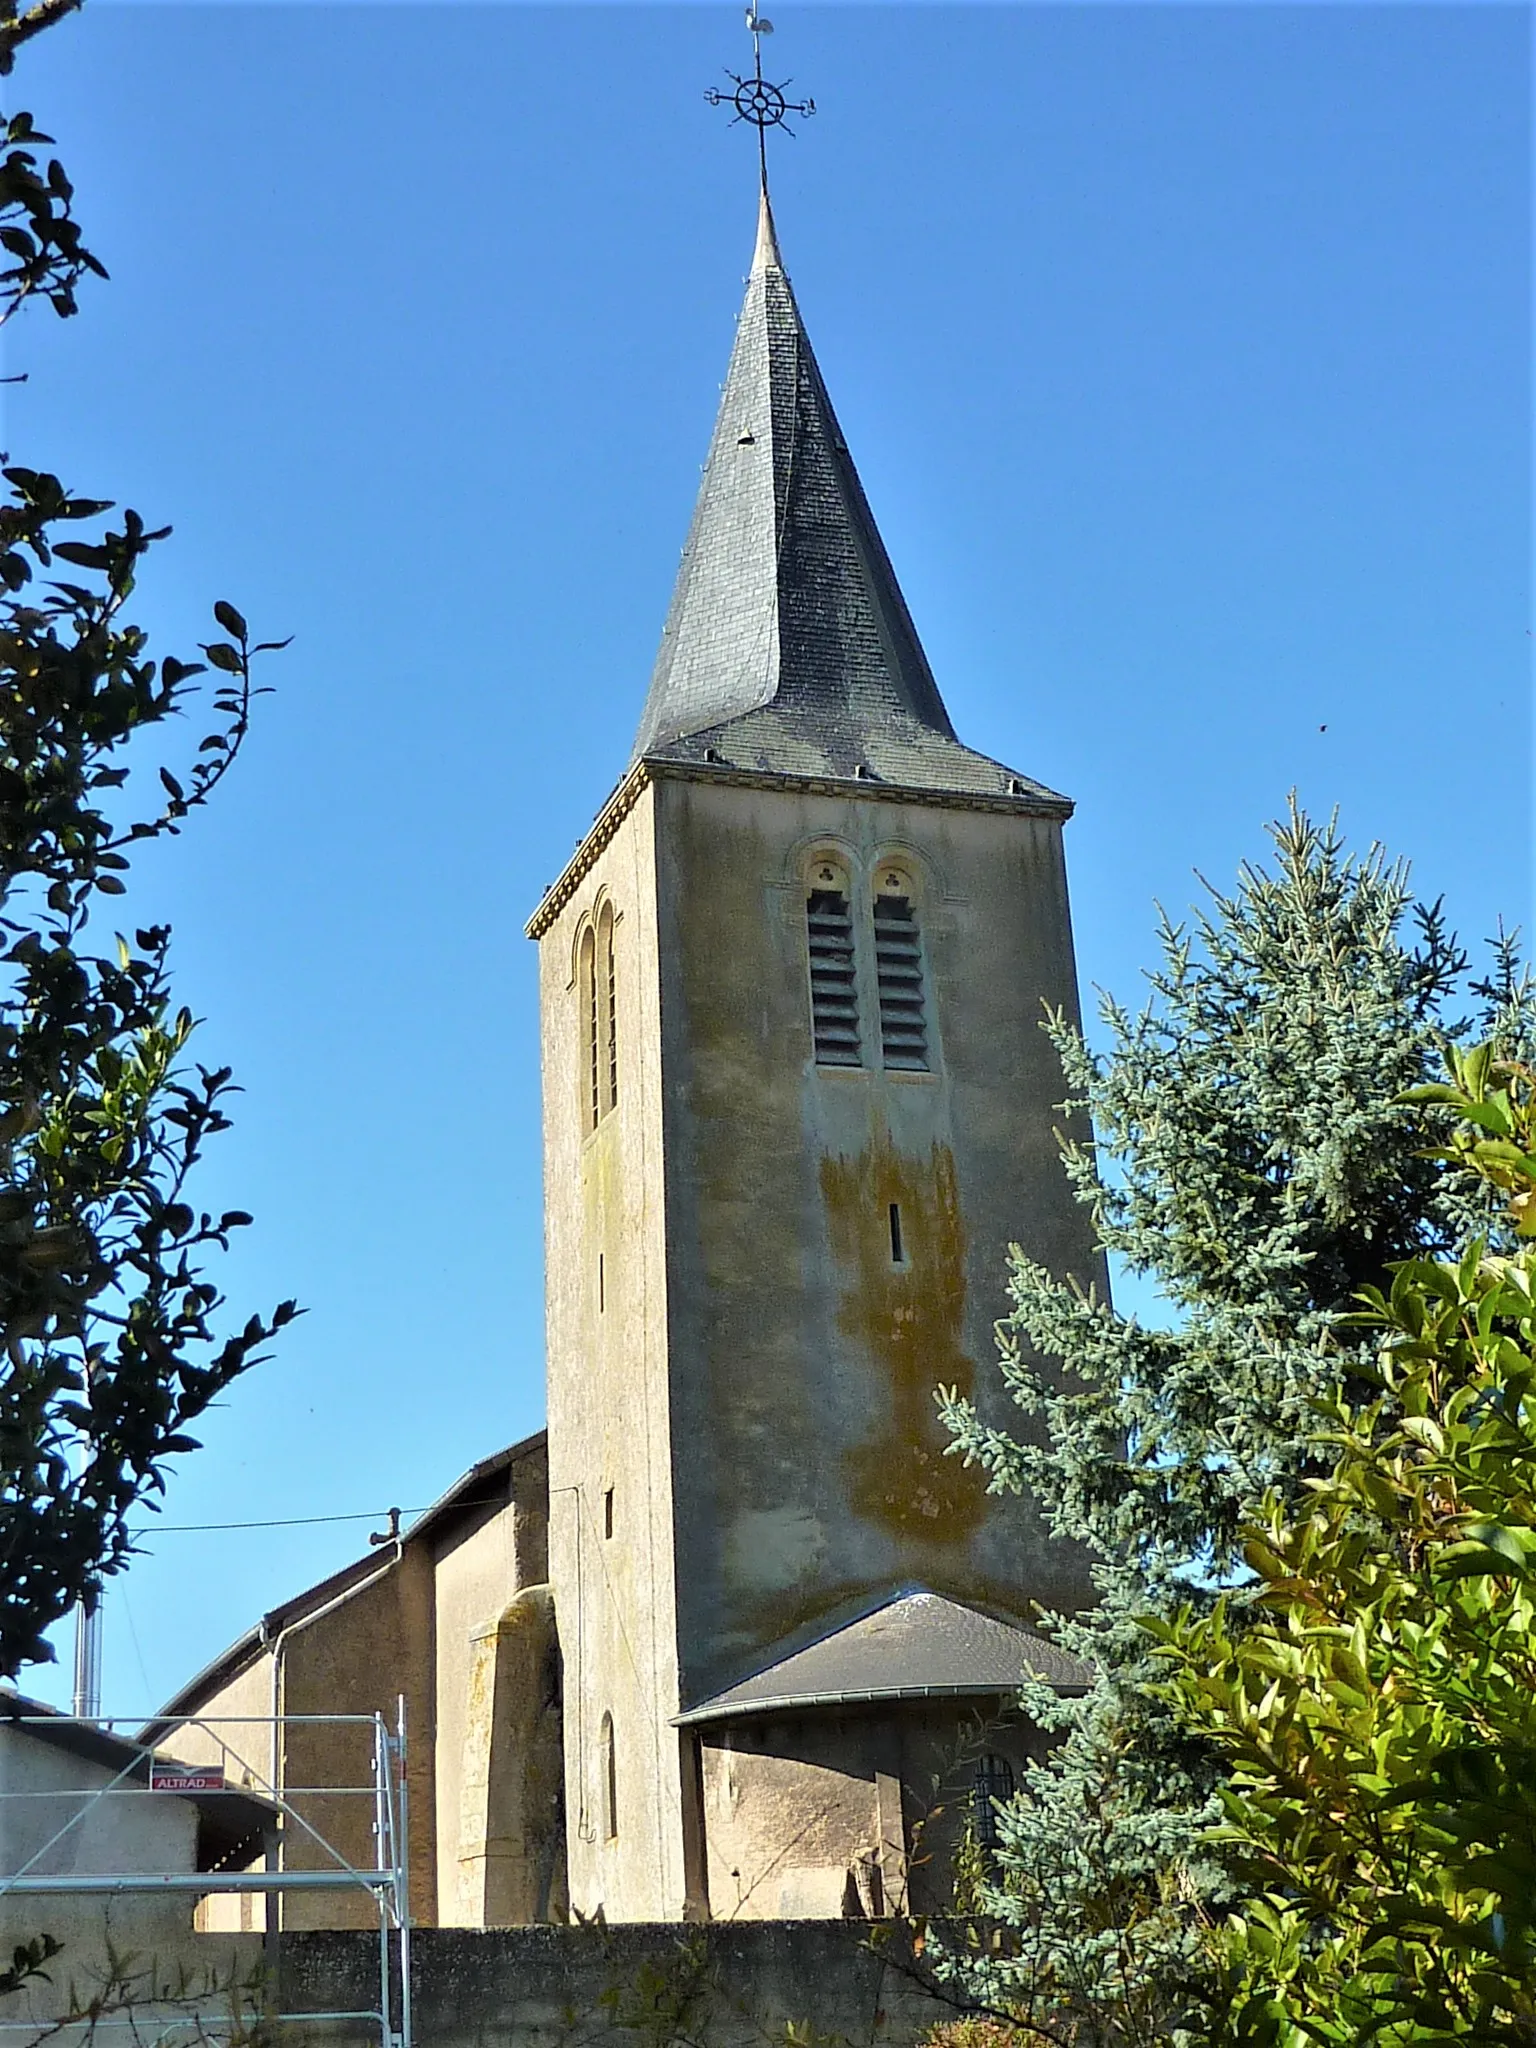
[0,0,295,1679]
[1150,1042,1536,2045]
[934,809,1531,2044]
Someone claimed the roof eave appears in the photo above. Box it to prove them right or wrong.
[145,1431,549,1736]
[645,754,1074,820]
[2,1695,276,1847]
[524,755,1072,942]
[672,1675,1090,1728]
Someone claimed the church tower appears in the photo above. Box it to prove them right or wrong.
[528,190,1102,1925]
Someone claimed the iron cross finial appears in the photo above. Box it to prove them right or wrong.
[705,10,815,188]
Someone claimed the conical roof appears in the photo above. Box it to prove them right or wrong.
[671,1590,1092,1726]
[630,192,1066,810]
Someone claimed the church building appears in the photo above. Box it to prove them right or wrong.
[149,184,1102,1929]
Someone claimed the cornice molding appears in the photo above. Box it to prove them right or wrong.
[523,762,652,941]
[523,758,1073,941]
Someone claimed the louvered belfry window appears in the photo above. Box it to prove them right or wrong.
[806,874,862,1067]
[874,877,929,1071]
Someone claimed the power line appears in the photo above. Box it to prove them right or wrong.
[130,1508,426,1536]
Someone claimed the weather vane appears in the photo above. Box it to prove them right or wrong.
[706,10,815,187]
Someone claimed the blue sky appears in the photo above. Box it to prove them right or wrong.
[8,2,1528,1714]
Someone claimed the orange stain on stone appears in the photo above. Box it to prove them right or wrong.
[819,1133,986,1542]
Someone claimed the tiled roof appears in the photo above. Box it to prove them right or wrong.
[143,1431,548,1732]
[673,1590,1092,1726]
[630,191,1068,815]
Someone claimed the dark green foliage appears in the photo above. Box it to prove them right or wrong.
[935,808,1532,2043]
[0,0,87,76]
[0,10,295,1678]
[0,1933,61,1997]
[0,0,102,318]
[1151,1044,1536,2044]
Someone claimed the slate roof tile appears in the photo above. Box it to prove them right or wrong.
[631,191,1068,814]
[672,1590,1092,1726]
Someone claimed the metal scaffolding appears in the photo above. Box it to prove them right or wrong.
[0,1705,412,2048]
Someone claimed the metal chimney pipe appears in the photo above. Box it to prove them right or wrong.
[72,1593,101,1721]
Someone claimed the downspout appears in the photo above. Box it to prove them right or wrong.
[260,1539,404,1925]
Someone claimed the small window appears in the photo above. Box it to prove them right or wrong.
[806,871,861,1067]
[603,1486,614,1540]
[579,927,600,1131]
[874,874,928,1071]
[973,1753,1015,1852]
[888,1202,905,1266]
[599,1712,618,1840]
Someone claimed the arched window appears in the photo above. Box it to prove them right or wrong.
[972,1752,1015,1853]
[599,1711,618,1840]
[873,867,929,1071]
[578,906,619,1130]
[578,926,599,1131]
[598,903,618,1116]
[805,859,861,1067]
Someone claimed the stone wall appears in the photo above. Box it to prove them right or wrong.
[539,781,694,1923]
[537,762,1105,1922]
[274,1923,966,2048]
[158,1435,553,1933]
[652,776,1103,1701]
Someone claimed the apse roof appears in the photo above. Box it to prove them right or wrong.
[672,1590,1092,1727]
[630,191,1069,815]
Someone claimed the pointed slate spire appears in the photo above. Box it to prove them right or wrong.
[751,178,783,275]
[630,193,1065,808]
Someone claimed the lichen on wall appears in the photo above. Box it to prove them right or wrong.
[819,1129,987,1542]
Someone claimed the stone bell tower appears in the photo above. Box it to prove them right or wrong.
[527,190,1103,1926]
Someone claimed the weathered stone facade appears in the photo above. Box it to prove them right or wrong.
[534,764,1101,1921]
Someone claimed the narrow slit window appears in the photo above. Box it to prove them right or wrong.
[888,1202,904,1266]
[603,1486,615,1540]
[579,927,600,1131]
[806,885,861,1066]
[600,905,619,1115]
[599,1712,618,1840]
[598,1253,605,1314]
[874,889,929,1071]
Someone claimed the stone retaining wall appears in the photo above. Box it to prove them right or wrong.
[273,1923,969,2048]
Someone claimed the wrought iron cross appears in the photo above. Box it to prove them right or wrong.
[705,10,815,187]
